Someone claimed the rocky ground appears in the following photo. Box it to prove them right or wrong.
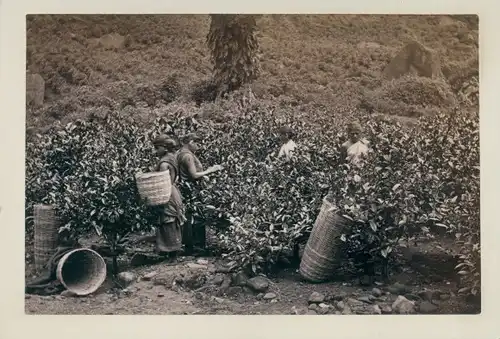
[25,237,479,315]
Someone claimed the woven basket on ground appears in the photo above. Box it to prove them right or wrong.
[33,204,60,273]
[135,171,172,206]
[299,197,351,283]
[56,248,107,296]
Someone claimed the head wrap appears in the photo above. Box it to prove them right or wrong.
[347,121,363,133]
[153,134,178,150]
[278,126,294,139]
[181,133,200,145]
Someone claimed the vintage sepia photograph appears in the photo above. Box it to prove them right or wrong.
[24,14,480,315]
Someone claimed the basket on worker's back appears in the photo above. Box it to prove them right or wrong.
[33,204,60,273]
[299,197,351,283]
[135,171,172,206]
[56,248,107,296]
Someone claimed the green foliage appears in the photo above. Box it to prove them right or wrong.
[25,98,479,294]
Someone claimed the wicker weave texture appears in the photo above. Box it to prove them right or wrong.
[34,204,59,273]
[56,248,107,296]
[299,197,350,282]
[135,171,172,206]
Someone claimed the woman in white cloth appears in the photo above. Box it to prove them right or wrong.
[277,126,297,161]
[341,121,369,165]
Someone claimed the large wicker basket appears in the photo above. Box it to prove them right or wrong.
[135,171,172,206]
[56,248,107,296]
[299,197,351,283]
[33,204,60,273]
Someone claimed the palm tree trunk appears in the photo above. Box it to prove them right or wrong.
[207,14,260,96]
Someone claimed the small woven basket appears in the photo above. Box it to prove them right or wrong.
[299,197,351,283]
[135,171,172,206]
[33,204,60,273]
[56,248,107,296]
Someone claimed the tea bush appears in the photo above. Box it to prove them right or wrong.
[26,98,479,294]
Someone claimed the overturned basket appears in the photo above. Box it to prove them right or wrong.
[135,171,172,206]
[56,248,107,296]
[33,204,60,273]
[299,197,351,283]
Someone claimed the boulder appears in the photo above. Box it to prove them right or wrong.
[383,41,442,80]
[26,73,45,108]
[246,276,270,293]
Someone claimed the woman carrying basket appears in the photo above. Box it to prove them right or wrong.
[151,134,187,260]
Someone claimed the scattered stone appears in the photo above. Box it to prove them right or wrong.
[231,271,249,287]
[335,301,345,311]
[242,286,255,295]
[142,271,158,281]
[226,286,243,297]
[418,290,435,302]
[358,296,373,304]
[246,276,270,293]
[209,274,225,286]
[381,305,392,314]
[181,272,207,290]
[214,297,224,304]
[318,303,329,309]
[153,273,175,287]
[335,311,342,315]
[270,299,278,304]
[333,291,348,301]
[256,293,264,300]
[418,289,442,302]
[317,306,329,315]
[342,305,353,315]
[372,304,382,315]
[306,310,317,315]
[419,301,438,314]
[392,295,416,314]
[197,259,209,265]
[309,303,319,311]
[372,288,383,297]
[440,293,451,301]
[347,298,365,307]
[263,292,277,300]
[60,290,77,298]
[387,282,409,295]
[117,271,136,287]
[186,263,207,270]
[308,292,326,304]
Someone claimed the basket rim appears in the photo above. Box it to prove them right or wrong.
[135,171,170,179]
[56,248,107,296]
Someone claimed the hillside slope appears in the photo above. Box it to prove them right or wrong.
[26,14,478,131]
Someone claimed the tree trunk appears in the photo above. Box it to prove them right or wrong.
[207,14,260,96]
